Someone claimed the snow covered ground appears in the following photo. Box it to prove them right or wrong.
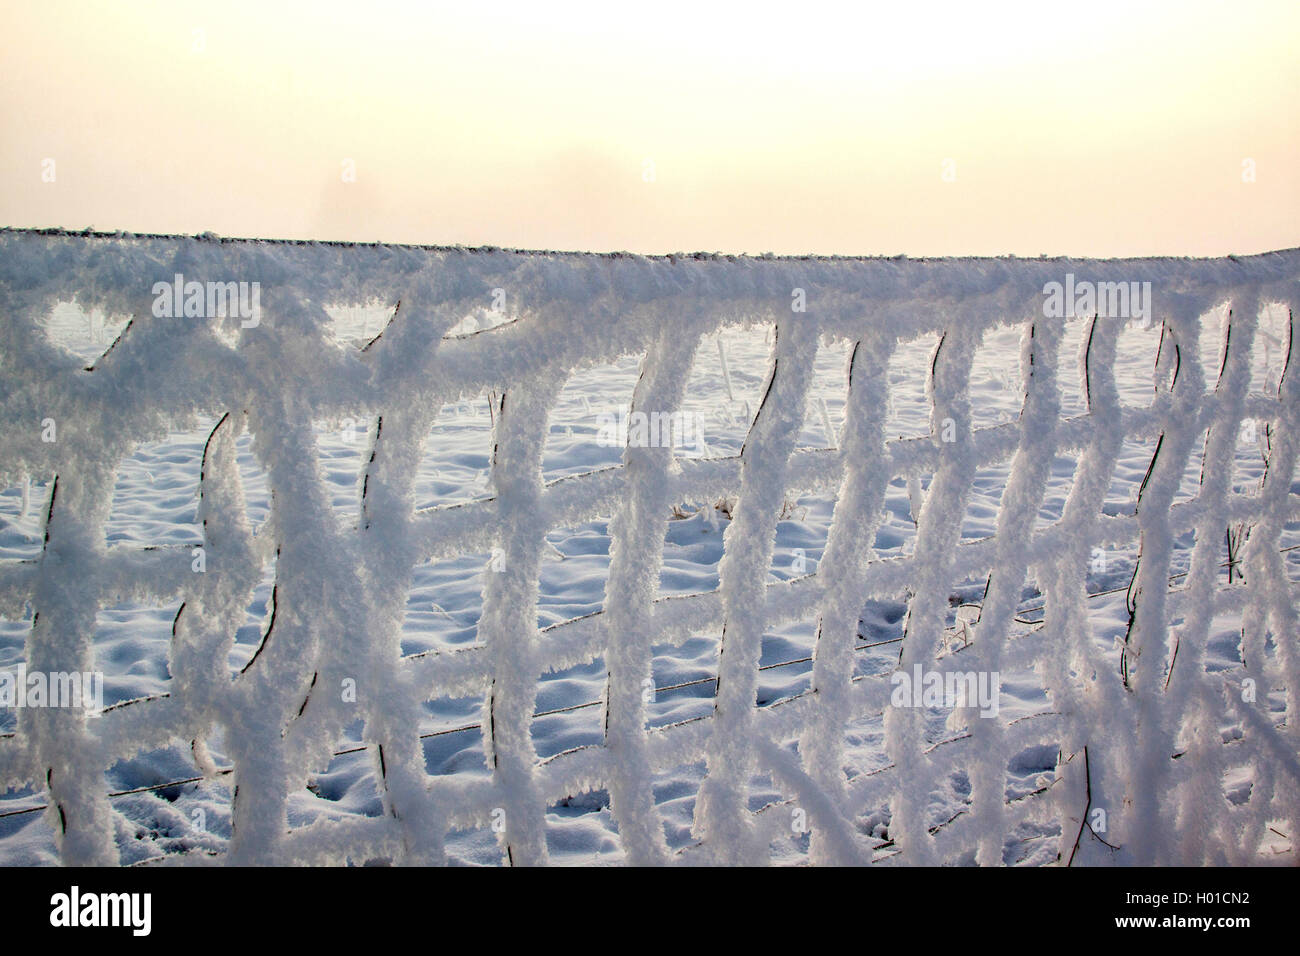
[1,261,1297,865]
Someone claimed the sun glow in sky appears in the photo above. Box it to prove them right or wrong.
[2,0,1297,255]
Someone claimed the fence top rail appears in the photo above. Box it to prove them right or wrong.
[3,225,1299,263]
[4,230,1297,356]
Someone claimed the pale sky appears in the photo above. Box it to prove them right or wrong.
[2,0,1297,256]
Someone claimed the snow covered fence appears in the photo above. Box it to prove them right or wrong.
[0,228,1297,865]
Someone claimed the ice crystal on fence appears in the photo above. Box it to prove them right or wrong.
[0,229,1296,866]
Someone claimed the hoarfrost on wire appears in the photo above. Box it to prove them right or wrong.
[0,228,1297,866]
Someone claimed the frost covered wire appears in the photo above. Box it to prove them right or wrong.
[0,228,1297,865]
[8,543,1290,825]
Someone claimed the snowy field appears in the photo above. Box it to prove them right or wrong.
[1,277,1298,866]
